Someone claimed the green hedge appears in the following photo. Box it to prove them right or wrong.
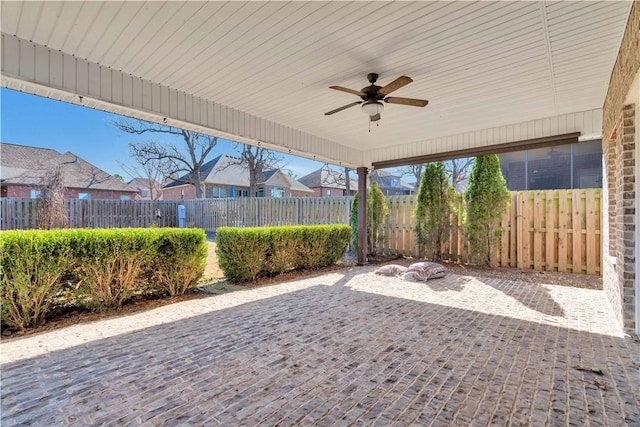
[0,228,207,330]
[216,224,350,283]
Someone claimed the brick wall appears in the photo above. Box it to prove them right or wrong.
[602,1,639,332]
[308,187,348,197]
[3,185,135,200]
[162,185,197,200]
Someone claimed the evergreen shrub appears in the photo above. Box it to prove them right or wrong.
[0,228,207,329]
[464,155,510,266]
[216,225,350,283]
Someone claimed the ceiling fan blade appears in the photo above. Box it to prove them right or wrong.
[384,97,429,107]
[324,101,363,116]
[377,76,413,96]
[329,86,366,97]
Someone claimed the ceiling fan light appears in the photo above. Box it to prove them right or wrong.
[361,101,384,116]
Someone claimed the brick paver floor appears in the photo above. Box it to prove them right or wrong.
[2,267,639,426]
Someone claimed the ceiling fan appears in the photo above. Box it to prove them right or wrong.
[325,73,428,122]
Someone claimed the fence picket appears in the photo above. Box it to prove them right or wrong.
[533,191,544,270]
[572,190,583,274]
[586,191,597,275]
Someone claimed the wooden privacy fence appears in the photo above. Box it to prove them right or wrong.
[1,198,180,230]
[378,189,602,275]
[182,197,352,230]
[1,189,601,274]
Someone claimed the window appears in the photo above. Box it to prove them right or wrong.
[257,187,265,197]
[78,193,90,200]
[211,187,227,198]
[271,187,285,198]
[326,190,331,196]
[140,189,149,198]
[238,190,249,197]
[120,195,131,201]
[498,140,602,191]
[573,140,602,189]
[527,146,571,190]
[30,190,42,199]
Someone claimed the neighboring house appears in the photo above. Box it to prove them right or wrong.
[0,142,138,200]
[298,168,358,197]
[128,177,164,200]
[369,170,414,196]
[162,154,313,200]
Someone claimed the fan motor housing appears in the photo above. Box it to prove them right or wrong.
[361,85,383,101]
[360,73,384,101]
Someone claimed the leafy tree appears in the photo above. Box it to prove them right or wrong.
[112,119,217,199]
[414,162,455,261]
[349,192,359,251]
[367,181,388,255]
[349,181,389,255]
[464,155,510,266]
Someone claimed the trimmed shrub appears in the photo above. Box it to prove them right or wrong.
[216,225,350,283]
[71,229,155,311]
[301,225,351,269]
[0,230,73,329]
[152,228,208,296]
[266,227,304,275]
[0,228,207,329]
[216,227,271,282]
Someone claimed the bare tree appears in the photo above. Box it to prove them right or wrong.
[36,167,68,229]
[112,119,217,199]
[119,144,172,200]
[397,164,424,191]
[223,144,283,196]
[320,164,355,195]
[445,158,474,192]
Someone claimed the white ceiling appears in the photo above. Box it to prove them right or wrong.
[0,1,632,167]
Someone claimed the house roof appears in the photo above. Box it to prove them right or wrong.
[370,169,414,190]
[260,169,314,193]
[128,177,162,190]
[0,143,137,192]
[163,154,247,188]
[298,168,358,191]
[163,154,313,193]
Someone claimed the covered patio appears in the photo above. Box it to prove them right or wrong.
[1,1,637,335]
[2,267,639,425]
[1,1,639,424]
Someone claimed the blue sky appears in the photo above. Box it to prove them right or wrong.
[0,88,333,181]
